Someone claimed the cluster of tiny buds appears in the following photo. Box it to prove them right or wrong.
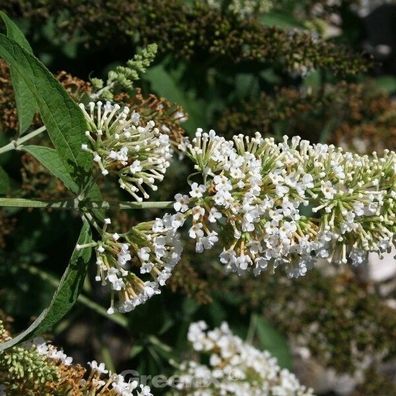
[79,101,172,201]
[77,213,184,314]
[176,129,395,277]
[175,321,314,395]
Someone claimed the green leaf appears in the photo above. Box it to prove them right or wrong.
[23,145,105,221]
[254,316,293,369]
[129,344,144,358]
[144,63,205,133]
[374,76,396,94]
[319,118,338,144]
[0,33,91,186]
[0,165,10,194]
[0,12,38,133]
[0,12,32,52]
[260,11,305,29]
[23,263,128,328]
[23,145,79,193]
[0,220,92,352]
[234,74,260,100]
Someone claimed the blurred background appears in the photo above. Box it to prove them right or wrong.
[0,1,396,394]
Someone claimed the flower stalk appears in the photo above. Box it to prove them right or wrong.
[0,197,173,210]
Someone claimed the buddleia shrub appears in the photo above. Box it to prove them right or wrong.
[0,7,394,396]
[0,0,368,75]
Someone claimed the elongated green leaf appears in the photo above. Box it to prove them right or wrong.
[254,316,293,369]
[0,164,10,194]
[0,220,92,352]
[11,69,37,134]
[23,145,79,194]
[145,63,205,133]
[22,145,104,221]
[260,11,305,29]
[21,263,128,328]
[0,12,32,52]
[374,76,396,94]
[0,12,37,133]
[0,34,91,185]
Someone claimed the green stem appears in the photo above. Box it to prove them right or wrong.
[0,126,46,155]
[0,197,173,210]
[90,81,115,100]
[100,345,116,373]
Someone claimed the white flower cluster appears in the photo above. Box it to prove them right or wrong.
[79,213,184,314]
[111,374,152,396]
[33,337,73,365]
[80,101,172,201]
[174,321,314,395]
[177,130,395,276]
[87,361,152,396]
[207,0,273,17]
[351,0,393,17]
[32,338,152,396]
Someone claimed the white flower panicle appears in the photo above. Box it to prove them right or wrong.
[177,129,395,276]
[80,213,184,314]
[32,338,152,396]
[207,0,273,18]
[79,101,172,201]
[33,337,73,366]
[87,362,152,396]
[111,374,152,396]
[174,321,314,395]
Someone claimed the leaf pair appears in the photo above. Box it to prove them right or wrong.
[0,13,96,351]
[0,13,91,181]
